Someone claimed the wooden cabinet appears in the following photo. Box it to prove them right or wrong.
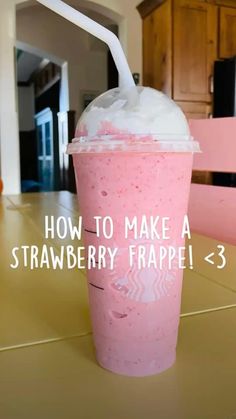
[192,171,213,185]
[143,1,172,96]
[138,0,236,123]
[176,101,212,119]
[137,0,236,186]
[173,0,217,102]
[216,0,236,7]
[219,7,236,58]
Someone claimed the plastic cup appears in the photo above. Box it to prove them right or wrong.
[67,87,199,377]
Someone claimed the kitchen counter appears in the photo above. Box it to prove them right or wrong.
[0,192,235,419]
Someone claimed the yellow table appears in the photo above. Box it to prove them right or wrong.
[0,192,236,419]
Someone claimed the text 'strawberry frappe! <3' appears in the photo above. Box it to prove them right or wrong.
[67,86,200,377]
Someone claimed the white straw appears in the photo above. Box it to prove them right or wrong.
[36,0,135,89]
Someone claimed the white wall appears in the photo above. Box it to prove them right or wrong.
[75,0,143,79]
[15,0,142,81]
[0,1,21,194]
[18,85,35,131]
[94,0,142,80]
[16,4,109,121]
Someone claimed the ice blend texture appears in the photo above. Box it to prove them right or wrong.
[69,86,197,376]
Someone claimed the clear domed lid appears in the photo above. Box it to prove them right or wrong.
[67,86,200,153]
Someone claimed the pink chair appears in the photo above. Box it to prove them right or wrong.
[188,117,236,245]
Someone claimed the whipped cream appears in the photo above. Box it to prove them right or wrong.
[76,86,191,140]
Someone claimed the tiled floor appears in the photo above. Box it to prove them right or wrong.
[0,192,236,418]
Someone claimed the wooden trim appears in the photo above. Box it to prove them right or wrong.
[137,0,166,18]
[215,0,236,8]
[28,58,50,84]
[35,74,61,98]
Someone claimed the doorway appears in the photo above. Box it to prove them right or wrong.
[35,108,59,192]
[17,49,61,192]
[16,1,120,195]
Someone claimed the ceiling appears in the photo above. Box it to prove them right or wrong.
[17,51,44,83]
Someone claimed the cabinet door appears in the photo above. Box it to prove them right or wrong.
[173,0,217,102]
[143,0,172,96]
[176,101,212,119]
[219,7,236,58]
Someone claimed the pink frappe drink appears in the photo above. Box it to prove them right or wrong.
[67,87,199,376]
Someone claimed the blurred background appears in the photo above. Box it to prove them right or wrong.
[0,0,141,195]
[0,0,236,196]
